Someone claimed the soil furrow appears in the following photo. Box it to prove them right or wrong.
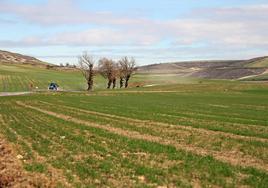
[16,101,268,173]
[0,135,52,187]
[39,100,268,143]
[0,113,73,187]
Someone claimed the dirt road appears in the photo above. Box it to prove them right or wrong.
[0,92,33,97]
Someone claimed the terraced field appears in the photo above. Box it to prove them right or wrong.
[0,82,268,187]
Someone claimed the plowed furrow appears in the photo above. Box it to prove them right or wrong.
[16,101,268,172]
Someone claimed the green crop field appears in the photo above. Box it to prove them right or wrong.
[0,79,268,187]
[0,63,201,92]
[0,63,92,91]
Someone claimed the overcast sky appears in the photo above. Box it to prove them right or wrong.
[0,0,268,65]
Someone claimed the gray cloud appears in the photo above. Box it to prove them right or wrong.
[0,1,268,64]
[0,0,149,26]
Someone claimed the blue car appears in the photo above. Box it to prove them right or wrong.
[48,83,59,90]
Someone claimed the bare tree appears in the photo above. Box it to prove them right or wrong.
[119,57,136,88]
[118,63,125,88]
[98,58,118,89]
[119,77,124,88]
[78,52,95,91]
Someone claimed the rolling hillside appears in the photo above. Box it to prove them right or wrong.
[246,57,268,68]
[0,50,199,92]
[0,63,201,92]
[0,50,97,91]
[138,57,268,79]
[0,63,87,91]
[0,50,50,66]
[1,81,268,187]
[1,50,268,92]
[1,50,268,187]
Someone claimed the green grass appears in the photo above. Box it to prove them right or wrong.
[247,57,268,68]
[0,63,107,91]
[0,80,268,187]
[0,63,202,92]
[0,63,268,187]
[244,73,268,81]
[24,163,47,173]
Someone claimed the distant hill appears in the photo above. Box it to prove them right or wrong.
[1,49,267,80]
[138,57,268,80]
[245,57,268,68]
[0,50,49,66]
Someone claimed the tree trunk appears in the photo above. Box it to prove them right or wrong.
[87,81,93,91]
[107,79,112,89]
[112,78,116,89]
[120,77,124,88]
[125,75,130,88]
[87,64,94,91]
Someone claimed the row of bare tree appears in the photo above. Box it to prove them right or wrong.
[78,52,136,91]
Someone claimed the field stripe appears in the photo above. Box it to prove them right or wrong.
[0,113,76,187]
[32,101,268,166]
[16,101,268,172]
[8,107,143,186]
[39,101,268,143]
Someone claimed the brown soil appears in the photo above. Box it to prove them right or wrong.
[1,113,78,188]
[0,136,52,188]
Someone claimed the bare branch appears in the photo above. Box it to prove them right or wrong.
[98,58,118,89]
[118,56,137,88]
[77,51,95,91]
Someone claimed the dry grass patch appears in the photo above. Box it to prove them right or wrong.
[0,136,52,187]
